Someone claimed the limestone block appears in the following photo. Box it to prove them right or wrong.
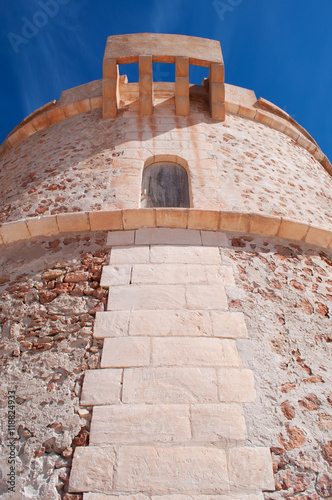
[218,368,255,402]
[100,265,132,286]
[269,115,287,133]
[108,285,186,310]
[26,216,59,237]
[77,98,92,112]
[187,210,220,231]
[150,495,264,500]
[84,494,149,499]
[155,209,189,228]
[150,245,221,264]
[129,310,212,337]
[176,94,190,116]
[152,338,242,367]
[32,113,52,131]
[205,265,235,286]
[103,98,117,119]
[283,124,300,141]
[219,212,250,232]
[249,214,281,236]
[225,101,240,114]
[186,285,228,310]
[209,62,225,83]
[211,102,225,120]
[191,403,246,441]
[211,312,248,339]
[0,220,30,244]
[305,225,332,248]
[107,230,135,246]
[131,264,233,285]
[68,446,115,493]
[122,209,155,230]
[210,82,225,102]
[228,447,275,491]
[89,211,123,231]
[122,367,218,403]
[255,109,274,127]
[90,404,191,444]
[94,311,130,338]
[101,337,150,367]
[62,102,80,117]
[80,369,122,406]
[238,105,257,120]
[109,246,149,264]
[139,55,153,115]
[115,446,229,494]
[57,212,90,233]
[19,120,37,137]
[90,96,103,109]
[277,218,309,241]
[46,106,66,124]
[135,228,201,245]
[201,230,228,246]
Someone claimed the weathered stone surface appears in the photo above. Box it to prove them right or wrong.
[108,285,186,310]
[186,285,228,310]
[109,246,149,264]
[152,338,242,366]
[81,369,122,405]
[115,446,229,494]
[131,264,234,285]
[100,265,131,286]
[135,228,201,245]
[122,367,218,403]
[84,495,148,500]
[90,404,191,444]
[94,311,130,338]
[150,245,221,264]
[201,230,228,246]
[129,310,212,336]
[101,337,150,367]
[68,446,115,493]
[228,447,275,491]
[191,403,246,441]
[107,230,135,246]
[151,495,264,499]
[211,311,248,338]
[218,368,256,402]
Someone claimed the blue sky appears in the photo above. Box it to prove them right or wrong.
[1,0,332,161]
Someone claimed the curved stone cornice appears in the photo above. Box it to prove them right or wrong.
[0,209,331,251]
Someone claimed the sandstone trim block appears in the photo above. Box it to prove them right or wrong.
[122,367,219,403]
[69,446,116,493]
[151,337,242,367]
[81,369,122,406]
[115,446,229,494]
[94,311,130,338]
[90,404,191,444]
[101,337,150,368]
[228,447,275,491]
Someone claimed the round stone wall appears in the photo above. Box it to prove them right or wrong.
[0,100,331,229]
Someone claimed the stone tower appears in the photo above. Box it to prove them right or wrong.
[0,34,331,500]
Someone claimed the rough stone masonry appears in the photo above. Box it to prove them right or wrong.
[0,33,331,500]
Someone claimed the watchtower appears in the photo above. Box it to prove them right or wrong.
[0,34,331,500]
